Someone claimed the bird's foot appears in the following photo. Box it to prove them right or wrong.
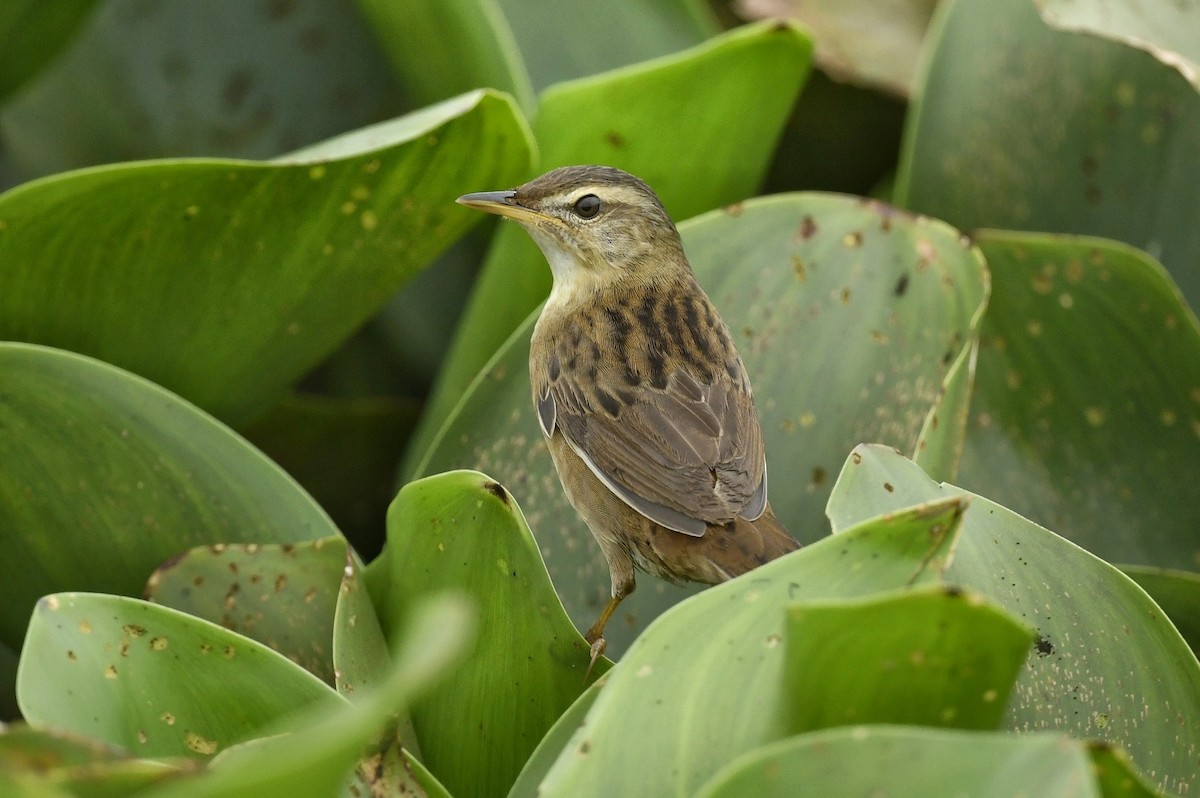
[584,634,607,682]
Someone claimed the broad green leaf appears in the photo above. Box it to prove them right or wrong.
[0,1,98,103]
[1037,0,1200,92]
[958,232,1200,568]
[1089,743,1167,798]
[0,724,188,797]
[1120,566,1200,656]
[17,593,337,759]
[536,499,966,797]
[507,680,603,798]
[139,594,470,798]
[895,0,1200,310]
[372,470,600,798]
[827,445,1200,796]
[785,587,1032,734]
[405,22,815,473]
[0,344,338,655]
[913,338,980,482]
[0,89,533,425]
[144,537,348,685]
[496,0,717,92]
[693,727,1102,798]
[0,0,402,179]
[242,393,421,553]
[415,193,988,656]
[736,0,937,97]
[356,0,534,112]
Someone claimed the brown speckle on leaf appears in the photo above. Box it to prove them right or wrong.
[798,215,818,240]
[485,481,510,506]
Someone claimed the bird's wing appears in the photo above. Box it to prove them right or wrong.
[541,363,766,537]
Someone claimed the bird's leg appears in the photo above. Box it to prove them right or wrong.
[583,569,635,681]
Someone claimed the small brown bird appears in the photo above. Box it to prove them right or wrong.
[457,165,799,670]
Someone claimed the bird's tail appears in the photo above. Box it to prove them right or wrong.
[747,503,801,564]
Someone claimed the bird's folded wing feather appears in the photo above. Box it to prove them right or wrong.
[546,365,766,536]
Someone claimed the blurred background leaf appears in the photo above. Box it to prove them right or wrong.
[895,0,1200,311]
[0,1,100,105]
[958,231,1200,569]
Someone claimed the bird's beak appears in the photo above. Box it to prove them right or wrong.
[456,190,549,224]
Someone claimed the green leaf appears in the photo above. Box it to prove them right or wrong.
[405,21,815,474]
[957,232,1200,568]
[0,0,402,178]
[1088,742,1168,798]
[416,193,988,655]
[0,344,339,654]
[1119,566,1200,656]
[1037,0,1200,92]
[17,593,337,759]
[144,537,348,686]
[895,0,1200,310]
[535,498,966,797]
[507,681,603,798]
[0,1,99,102]
[827,445,1200,796]
[371,470,599,798]
[496,0,717,92]
[0,724,188,797]
[785,587,1033,734]
[0,89,533,424]
[241,393,421,552]
[693,727,1102,798]
[355,0,534,112]
[139,594,471,798]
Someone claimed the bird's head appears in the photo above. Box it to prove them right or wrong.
[457,165,686,305]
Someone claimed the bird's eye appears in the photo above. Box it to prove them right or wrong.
[573,194,601,219]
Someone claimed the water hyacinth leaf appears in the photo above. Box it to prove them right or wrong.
[0,1,99,103]
[536,498,966,797]
[896,0,1200,309]
[508,680,604,798]
[331,544,421,760]
[138,595,471,798]
[693,727,1102,798]
[912,337,980,483]
[0,344,339,656]
[416,193,987,655]
[0,724,189,796]
[957,231,1200,569]
[0,0,402,178]
[0,89,533,425]
[1088,743,1167,798]
[355,0,533,112]
[144,537,348,685]
[406,22,814,474]
[785,587,1033,734]
[241,393,421,551]
[373,470,599,798]
[827,444,1200,796]
[1037,0,1200,92]
[496,0,717,92]
[1119,566,1200,656]
[17,593,337,760]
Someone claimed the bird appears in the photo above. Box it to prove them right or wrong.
[456,165,799,673]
